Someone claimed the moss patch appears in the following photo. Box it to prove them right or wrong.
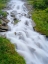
[0,37,26,64]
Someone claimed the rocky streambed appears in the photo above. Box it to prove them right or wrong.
[0,10,9,32]
[0,0,35,32]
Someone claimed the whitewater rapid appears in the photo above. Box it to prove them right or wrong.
[5,0,48,64]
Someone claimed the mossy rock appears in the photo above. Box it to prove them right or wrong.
[14,19,19,24]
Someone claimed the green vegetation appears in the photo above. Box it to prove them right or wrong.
[0,0,26,64]
[0,0,9,9]
[0,10,7,18]
[0,37,26,64]
[28,0,48,36]
[0,20,2,24]
[14,19,19,24]
[27,0,48,9]
[0,0,9,18]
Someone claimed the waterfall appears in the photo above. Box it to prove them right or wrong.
[5,0,48,64]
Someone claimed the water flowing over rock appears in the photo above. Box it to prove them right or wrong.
[5,0,48,64]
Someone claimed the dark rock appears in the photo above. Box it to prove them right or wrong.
[0,16,10,32]
[33,27,35,31]
[14,18,17,21]
[0,30,6,32]
[1,26,8,30]
[46,36,48,38]
[2,23,6,26]
[28,15,31,18]
[11,14,15,17]
[14,32,16,35]
[25,21,29,26]
[1,20,7,26]
[0,25,9,32]
[11,11,17,17]
[24,14,26,16]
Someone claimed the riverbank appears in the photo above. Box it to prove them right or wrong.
[0,0,26,64]
[27,0,48,36]
[1,0,48,64]
[0,0,10,32]
[0,37,26,64]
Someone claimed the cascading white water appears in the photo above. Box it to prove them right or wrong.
[5,0,48,64]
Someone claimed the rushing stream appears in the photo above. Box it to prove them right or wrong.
[5,0,48,64]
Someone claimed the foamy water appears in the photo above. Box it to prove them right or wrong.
[5,0,48,64]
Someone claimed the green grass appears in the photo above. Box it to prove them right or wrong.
[0,37,26,64]
[0,4,6,9]
[0,0,9,9]
[27,0,48,36]
[32,9,48,36]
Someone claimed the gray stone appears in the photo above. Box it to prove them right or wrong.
[0,25,9,32]
[25,21,29,26]
[0,26,8,30]
[11,11,17,17]
[2,18,9,23]
[14,32,16,35]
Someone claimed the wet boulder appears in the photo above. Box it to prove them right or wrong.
[25,21,29,26]
[0,25,9,32]
[2,23,6,26]
[14,32,16,35]
[11,11,17,17]
[14,18,17,21]
[27,14,31,18]
[0,18,9,32]
[0,19,7,26]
